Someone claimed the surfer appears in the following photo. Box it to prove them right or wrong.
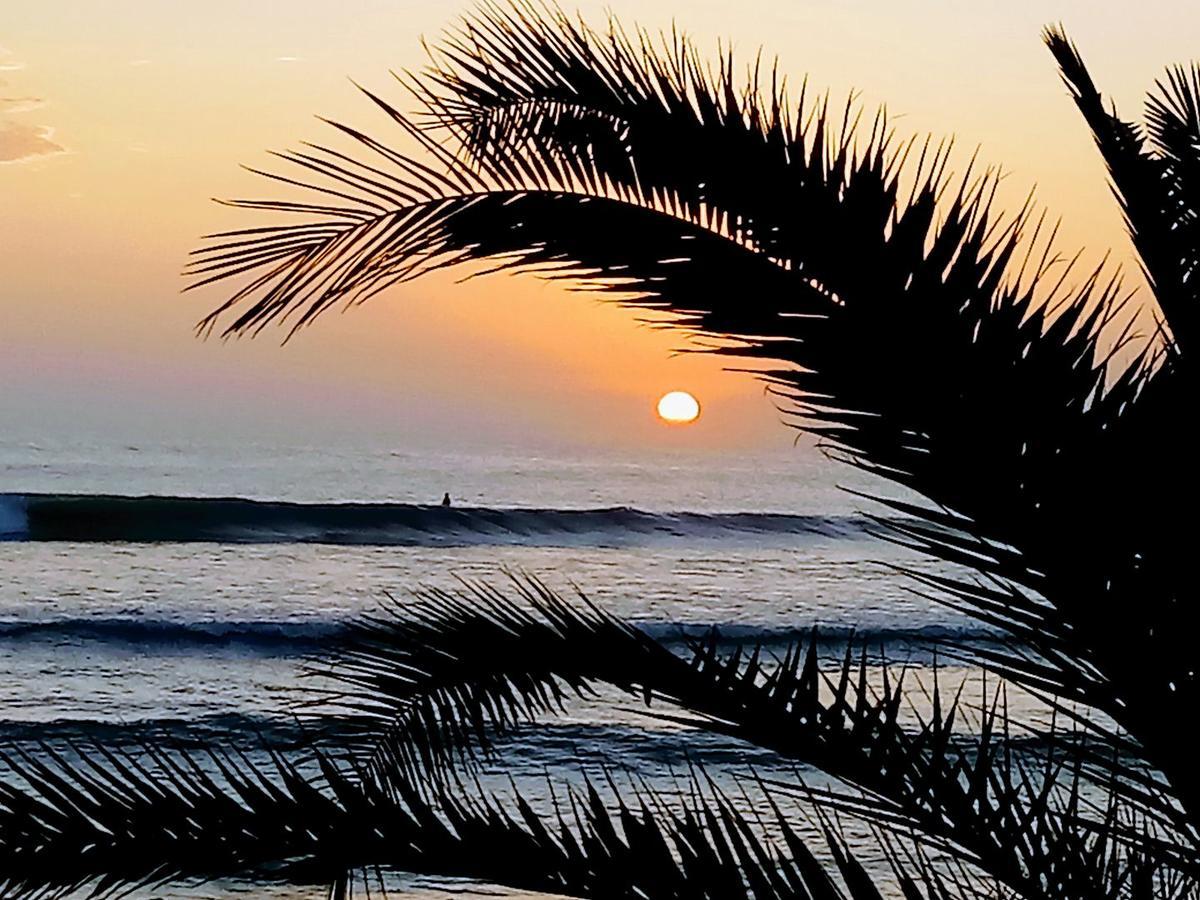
[441,492,452,507]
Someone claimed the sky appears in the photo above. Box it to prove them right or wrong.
[2,1,1199,454]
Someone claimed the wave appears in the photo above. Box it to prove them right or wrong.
[0,716,1052,766]
[639,621,1004,647]
[0,618,342,650]
[0,616,1002,654]
[0,492,878,546]
[0,713,355,749]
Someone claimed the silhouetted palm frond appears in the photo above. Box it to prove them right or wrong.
[1045,25,1200,353]
[0,737,918,900]
[315,577,1193,899]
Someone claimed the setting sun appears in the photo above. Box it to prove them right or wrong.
[656,390,701,424]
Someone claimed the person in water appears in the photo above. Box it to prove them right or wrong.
[441,492,451,507]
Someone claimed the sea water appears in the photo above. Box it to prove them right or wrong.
[0,434,1001,897]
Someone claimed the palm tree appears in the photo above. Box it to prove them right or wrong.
[3,4,1200,897]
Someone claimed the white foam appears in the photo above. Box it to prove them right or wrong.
[0,495,29,539]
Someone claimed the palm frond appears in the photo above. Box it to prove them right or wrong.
[1044,25,1198,354]
[315,577,1193,898]
[415,0,858,261]
[0,737,914,900]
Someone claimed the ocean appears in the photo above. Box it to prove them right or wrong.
[0,435,999,897]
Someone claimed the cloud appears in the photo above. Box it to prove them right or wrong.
[0,52,24,73]
[276,56,302,62]
[0,44,64,163]
[0,96,43,113]
[0,121,64,164]
[0,44,23,71]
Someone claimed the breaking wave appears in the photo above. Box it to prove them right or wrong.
[0,616,1002,654]
[0,492,878,546]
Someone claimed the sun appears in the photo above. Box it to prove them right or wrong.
[656,390,701,425]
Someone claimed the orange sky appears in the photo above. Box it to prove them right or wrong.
[2,1,1198,453]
